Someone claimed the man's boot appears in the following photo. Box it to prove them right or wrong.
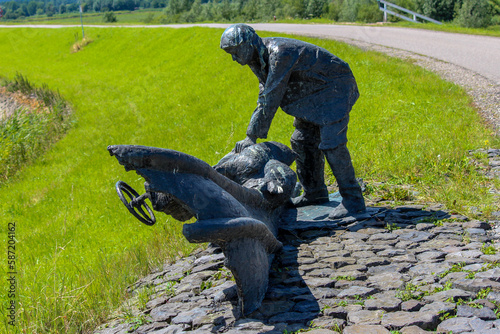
[324,144,365,219]
[290,142,329,207]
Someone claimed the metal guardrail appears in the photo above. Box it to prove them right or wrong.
[378,0,442,25]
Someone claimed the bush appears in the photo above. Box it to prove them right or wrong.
[357,2,383,22]
[143,12,156,23]
[455,0,492,27]
[102,11,117,22]
[417,0,461,21]
[338,0,382,22]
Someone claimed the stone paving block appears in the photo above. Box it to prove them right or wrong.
[149,325,188,334]
[257,300,295,317]
[340,232,370,241]
[416,251,446,261]
[136,322,169,334]
[411,275,438,286]
[399,231,433,243]
[367,272,405,290]
[171,307,208,327]
[381,311,439,330]
[268,311,318,324]
[343,324,391,334]
[456,304,497,320]
[320,256,357,268]
[308,317,346,330]
[453,278,500,293]
[419,301,456,314]
[365,296,401,312]
[409,262,451,276]
[149,302,186,322]
[306,277,336,288]
[401,300,423,312]
[475,268,500,281]
[305,330,338,334]
[334,264,368,272]
[468,316,497,332]
[356,257,390,267]
[422,289,474,303]
[437,317,473,333]
[347,309,384,325]
[400,325,430,334]
[368,263,411,275]
[323,306,348,319]
[336,286,377,298]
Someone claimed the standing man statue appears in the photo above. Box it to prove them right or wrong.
[220,23,365,219]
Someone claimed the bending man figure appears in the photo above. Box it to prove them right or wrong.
[220,23,365,219]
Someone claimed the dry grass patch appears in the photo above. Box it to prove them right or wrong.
[71,36,94,53]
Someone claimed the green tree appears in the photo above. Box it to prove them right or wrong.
[306,0,327,17]
[323,0,343,20]
[199,0,216,20]
[27,1,38,15]
[185,0,202,21]
[280,0,307,18]
[242,0,258,19]
[489,0,500,15]
[357,1,382,21]
[416,0,461,21]
[455,0,492,27]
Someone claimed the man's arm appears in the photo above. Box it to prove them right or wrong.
[246,50,298,139]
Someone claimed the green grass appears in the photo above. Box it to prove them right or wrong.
[0,27,498,333]
[390,21,500,37]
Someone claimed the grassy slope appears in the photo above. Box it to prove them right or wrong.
[0,27,498,333]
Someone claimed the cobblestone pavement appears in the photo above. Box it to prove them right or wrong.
[94,199,500,334]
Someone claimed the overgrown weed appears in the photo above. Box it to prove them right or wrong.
[0,73,72,183]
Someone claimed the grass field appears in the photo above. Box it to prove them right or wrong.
[0,26,498,333]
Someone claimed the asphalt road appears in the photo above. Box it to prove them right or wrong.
[1,23,499,84]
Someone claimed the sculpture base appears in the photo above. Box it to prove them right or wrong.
[280,192,376,232]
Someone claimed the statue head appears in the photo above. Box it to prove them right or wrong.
[220,24,266,70]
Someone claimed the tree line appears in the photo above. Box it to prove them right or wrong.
[1,0,499,27]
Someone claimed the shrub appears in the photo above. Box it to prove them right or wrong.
[416,0,461,21]
[102,11,117,22]
[357,2,383,22]
[143,12,156,23]
[455,0,492,27]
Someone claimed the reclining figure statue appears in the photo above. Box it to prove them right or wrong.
[108,141,297,315]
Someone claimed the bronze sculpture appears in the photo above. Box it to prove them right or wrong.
[220,23,366,219]
[109,24,368,316]
[109,142,296,315]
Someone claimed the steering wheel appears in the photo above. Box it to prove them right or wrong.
[115,181,156,226]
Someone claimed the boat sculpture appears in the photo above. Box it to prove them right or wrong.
[108,141,297,315]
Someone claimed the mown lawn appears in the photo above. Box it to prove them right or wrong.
[0,27,498,333]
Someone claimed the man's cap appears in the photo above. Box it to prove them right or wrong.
[220,24,258,49]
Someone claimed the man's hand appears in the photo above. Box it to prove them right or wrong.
[233,136,256,153]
